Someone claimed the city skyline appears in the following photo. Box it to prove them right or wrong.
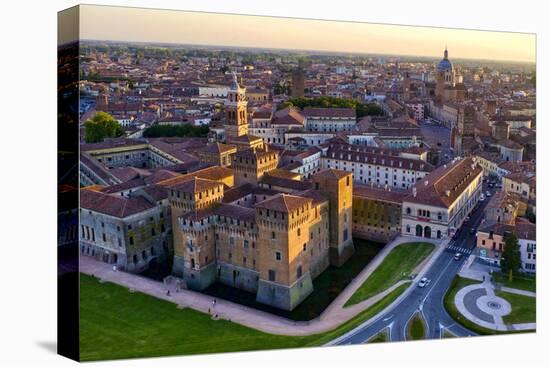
[78,5,536,63]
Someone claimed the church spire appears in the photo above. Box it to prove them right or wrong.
[444,45,448,60]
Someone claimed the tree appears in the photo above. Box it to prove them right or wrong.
[500,232,522,282]
[84,112,124,143]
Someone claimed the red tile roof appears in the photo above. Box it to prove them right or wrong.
[254,193,312,213]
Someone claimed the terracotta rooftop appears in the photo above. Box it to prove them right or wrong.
[80,188,155,218]
[404,157,483,208]
[197,142,237,154]
[158,166,233,187]
[353,184,408,204]
[272,107,305,125]
[312,168,351,180]
[259,174,311,191]
[169,177,222,193]
[254,193,312,213]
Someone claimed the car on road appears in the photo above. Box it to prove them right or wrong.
[418,277,430,288]
[479,195,485,202]
[464,216,471,223]
[454,253,462,261]
[486,191,492,197]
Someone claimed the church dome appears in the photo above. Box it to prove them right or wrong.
[437,58,453,71]
[437,48,453,71]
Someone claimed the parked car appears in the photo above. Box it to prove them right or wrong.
[479,195,485,202]
[418,277,430,288]
[454,253,462,261]
[486,191,492,197]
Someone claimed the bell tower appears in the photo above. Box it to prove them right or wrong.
[225,72,249,141]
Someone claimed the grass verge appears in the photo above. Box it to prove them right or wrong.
[80,274,409,361]
[443,276,532,336]
[495,290,536,325]
[368,329,389,343]
[493,273,536,293]
[406,313,426,340]
[345,242,434,307]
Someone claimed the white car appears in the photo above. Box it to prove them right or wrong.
[485,191,492,197]
[418,277,430,288]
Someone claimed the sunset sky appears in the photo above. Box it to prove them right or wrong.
[78,5,536,63]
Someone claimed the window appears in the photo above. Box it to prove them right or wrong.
[129,236,134,245]
[275,252,281,261]
[297,266,303,278]
[268,270,276,282]
[244,240,249,249]
[343,229,348,241]
[297,228,301,236]
[271,231,276,240]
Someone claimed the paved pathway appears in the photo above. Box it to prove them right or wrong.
[80,236,442,337]
[500,286,536,297]
[454,278,536,331]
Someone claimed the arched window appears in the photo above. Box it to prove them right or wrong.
[416,225,423,237]
[406,207,411,215]
[424,226,432,238]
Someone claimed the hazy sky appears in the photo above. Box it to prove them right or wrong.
[79,5,536,63]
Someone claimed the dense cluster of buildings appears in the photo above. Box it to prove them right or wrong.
[77,44,536,311]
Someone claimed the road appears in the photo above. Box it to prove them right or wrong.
[332,183,496,344]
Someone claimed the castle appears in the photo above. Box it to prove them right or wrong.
[79,74,354,311]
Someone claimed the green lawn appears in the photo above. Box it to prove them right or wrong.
[345,242,434,307]
[442,330,456,338]
[80,274,408,361]
[493,273,536,293]
[496,291,536,325]
[368,329,389,343]
[407,313,426,340]
[443,276,531,336]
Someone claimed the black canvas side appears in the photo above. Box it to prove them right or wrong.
[57,5,80,362]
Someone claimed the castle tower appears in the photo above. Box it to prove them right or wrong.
[225,72,249,142]
[403,72,411,101]
[311,169,355,266]
[255,194,314,311]
[291,68,305,97]
[164,177,225,277]
[232,147,279,186]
